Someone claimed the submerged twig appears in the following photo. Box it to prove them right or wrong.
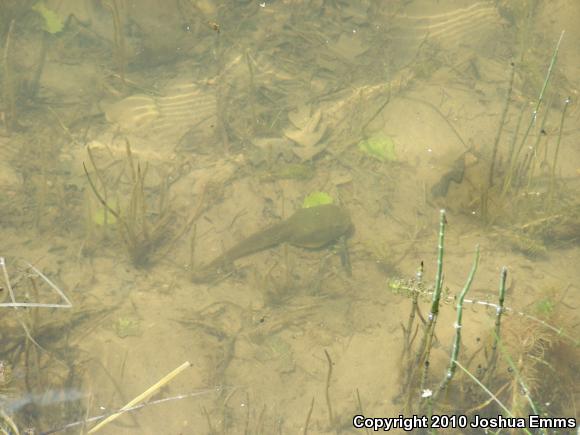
[323,350,335,433]
[87,361,193,433]
[41,387,225,435]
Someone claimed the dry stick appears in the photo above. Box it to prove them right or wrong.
[87,361,192,433]
[41,389,223,435]
[323,350,336,433]
[436,245,480,398]
[96,358,141,430]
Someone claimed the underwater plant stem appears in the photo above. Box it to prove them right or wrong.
[453,361,533,435]
[505,104,526,175]
[533,30,564,117]
[431,209,446,316]
[402,263,423,362]
[549,96,571,207]
[488,63,515,189]
[303,397,315,435]
[523,95,552,192]
[83,163,122,224]
[323,350,336,433]
[105,0,126,86]
[416,211,446,408]
[485,267,507,380]
[437,245,479,397]
[86,146,113,229]
[502,31,564,197]
[495,338,544,432]
[2,19,15,132]
[245,51,258,133]
[355,389,371,435]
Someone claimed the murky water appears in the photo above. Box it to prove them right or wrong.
[1,1,578,434]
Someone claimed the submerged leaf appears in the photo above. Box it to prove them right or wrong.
[358,133,397,162]
[303,192,333,208]
[32,1,64,34]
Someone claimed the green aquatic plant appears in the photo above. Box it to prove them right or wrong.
[84,140,186,268]
[533,297,555,317]
[32,1,64,34]
[302,191,333,208]
[357,132,397,162]
[393,210,577,426]
[91,198,119,226]
[114,316,142,338]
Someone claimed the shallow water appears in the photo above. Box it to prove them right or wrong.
[0,0,578,434]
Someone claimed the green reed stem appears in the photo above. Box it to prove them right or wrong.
[417,210,447,407]
[431,209,446,316]
[437,244,479,396]
[502,31,564,197]
[549,96,571,207]
[489,63,515,189]
[523,95,553,192]
[534,31,565,117]
[484,267,507,382]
